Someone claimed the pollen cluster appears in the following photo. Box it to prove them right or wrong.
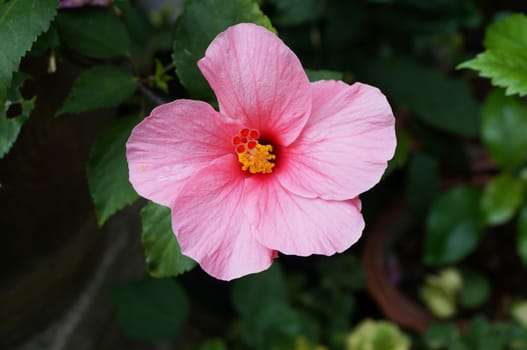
[232,128,275,174]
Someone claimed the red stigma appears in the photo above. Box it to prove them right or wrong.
[247,140,257,150]
[232,127,261,154]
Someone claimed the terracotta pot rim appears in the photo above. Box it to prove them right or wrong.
[362,201,436,334]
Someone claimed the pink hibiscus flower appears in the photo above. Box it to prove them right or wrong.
[126,23,396,281]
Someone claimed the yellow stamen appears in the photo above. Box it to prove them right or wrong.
[237,143,275,174]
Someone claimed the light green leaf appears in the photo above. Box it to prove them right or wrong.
[483,13,527,51]
[141,201,196,277]
[58,66,137,115]
[481,90,527,170]
[458,49,527,97]
[359,57,479,137]
[0,0,57,99]
[0,72,35,158]
[518,203,527,265]
[153,59,172,93]
[108,276,189,341]
[481,173,525,225]
[347,319,411,350]
[458,14,527,96]
[305,68,343,82]
[172,0,274,101]
[424,186,485,266]
[87,115,140,225]
[56,7,131,59]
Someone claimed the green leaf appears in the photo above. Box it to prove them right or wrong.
[108,276,189,341]
[270,0,327,26]
[481,173,525,225]
[0,99,34,158]
[420,269,460,319]
[425,323,464,350]
[316,254,365,291]
[87,115,140,225]
[459,50,527,97]
[458,14,527,96]
[406,152,440,217]
[483,13,527,50]
[305,69,343,82]
[424,186,485,266]
[141,201,196,277]
[29,26,60,58]
[172,0,274,101]
[231,263,287,317]
[56,7,131,59]
[242,302,300,350]
[464,317,509,350]
[153,59,172,93]
[460,269,491,309]
[198,339,228,350]
[518,203,527,265]
[0,0,57,99]
[385,129,411,175]
[0,72,35,158]
[358,57,479,137]
[114,0,154,44]
[481,90,527,170]
[58,66,137,115]
[347,319,411,350]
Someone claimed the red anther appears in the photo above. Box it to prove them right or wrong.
[247,140,257,150]
[232,135,241,145]
[240,128,250,137]
[236,144,246,153]
[249,129,260,139]
[241,137,248,143]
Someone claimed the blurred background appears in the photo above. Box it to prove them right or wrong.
[1,0,527,349]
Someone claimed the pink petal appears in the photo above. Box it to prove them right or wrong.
[278,81,396,200]
[171,155,276,281]
[244,177,364,256]
[126,100,242,206]
[198,23,311,146]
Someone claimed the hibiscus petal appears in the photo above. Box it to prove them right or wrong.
[244,177,364,256]
[279,81,396,200]
[198,23,311,145]
[126,99,242,206]
[171,155,276,281]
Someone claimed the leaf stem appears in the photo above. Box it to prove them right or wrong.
[138,82,167,106]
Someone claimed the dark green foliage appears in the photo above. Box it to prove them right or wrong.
[141,201,196,277]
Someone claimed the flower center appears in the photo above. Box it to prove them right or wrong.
[232,128,275,174]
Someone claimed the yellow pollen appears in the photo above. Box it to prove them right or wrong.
[237,143,276,174]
